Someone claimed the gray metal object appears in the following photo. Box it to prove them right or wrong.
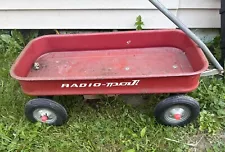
[33,108,57,124]
[148,0,224,75]
[201,69,222,77]
[164,105,191,124]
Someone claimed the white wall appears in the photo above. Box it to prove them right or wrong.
[0,0,221,29]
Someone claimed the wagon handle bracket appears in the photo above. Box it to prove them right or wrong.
[148,0,224,75]
[201,69,222,77]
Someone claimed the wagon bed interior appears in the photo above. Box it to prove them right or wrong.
[11,30,208,80]
[27,47,193,78]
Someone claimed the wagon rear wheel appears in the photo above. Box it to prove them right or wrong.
[25,98,68,126]
[154,95,200,126]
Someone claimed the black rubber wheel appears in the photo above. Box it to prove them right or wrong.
[25,98,68,126]
[154,95,200,126]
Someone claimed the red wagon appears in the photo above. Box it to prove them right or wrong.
[10,0,224,126]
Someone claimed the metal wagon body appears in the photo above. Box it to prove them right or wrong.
[10,30,208,96]
[9,0,223,126]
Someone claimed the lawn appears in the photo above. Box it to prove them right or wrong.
[0,30,225,152]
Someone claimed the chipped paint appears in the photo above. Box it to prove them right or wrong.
[127,40,131,45]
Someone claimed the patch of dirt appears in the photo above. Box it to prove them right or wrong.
[188,133,225,152]
[119,94,148,107]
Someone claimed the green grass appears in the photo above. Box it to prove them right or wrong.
[0,30,225,152]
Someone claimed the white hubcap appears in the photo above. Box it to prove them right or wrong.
[164,105,191,124]
[33,108,57,124]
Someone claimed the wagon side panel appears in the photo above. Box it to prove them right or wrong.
[19,75,200,96]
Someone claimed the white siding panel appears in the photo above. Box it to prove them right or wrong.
[0,0,220,10]
[177,10,220,28]
[0,10,178,29]
[0,0,179,10]
[179,0,220,9]
[0,9,220,29]
[0,0,221,29]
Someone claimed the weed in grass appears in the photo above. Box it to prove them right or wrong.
[190,77,225,132]
[199,110,221,134]
[206,35,222,61]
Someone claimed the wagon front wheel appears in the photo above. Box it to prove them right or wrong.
[154,95,200,126]
[25,98,68,126]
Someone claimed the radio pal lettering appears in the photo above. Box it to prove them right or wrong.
[61,80,140,88]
